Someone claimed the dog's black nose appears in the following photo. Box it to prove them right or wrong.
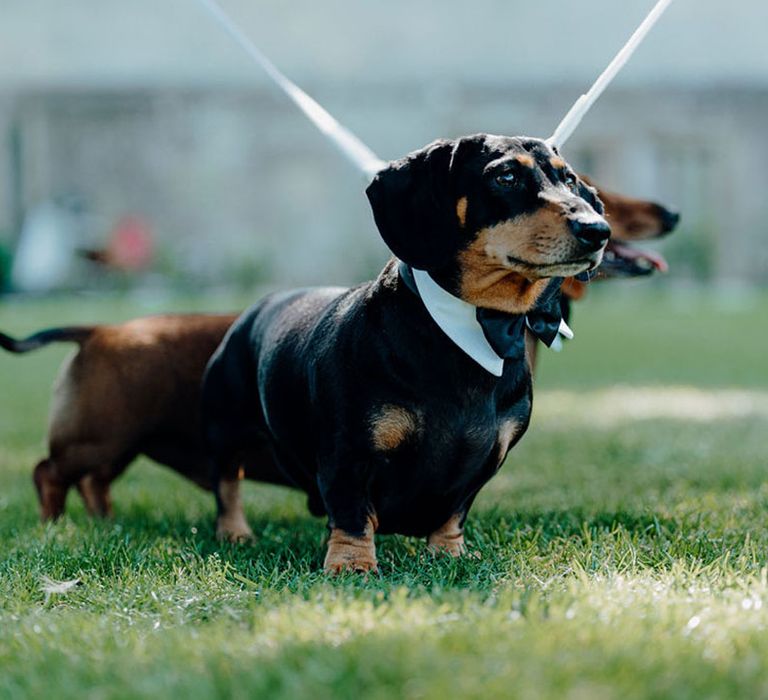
[569,219,611,251]
[659,208,680,234]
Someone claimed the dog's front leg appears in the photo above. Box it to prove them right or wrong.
[324,515,378,574]
[318,466,378,574]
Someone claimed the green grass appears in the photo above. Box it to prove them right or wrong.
[1,288,767,699]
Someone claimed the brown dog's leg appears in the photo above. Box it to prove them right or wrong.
[76,475,113,518]
[427,514,466,557]
[324,514,378,574]
[215,469,254,542]
[33,459,70,521]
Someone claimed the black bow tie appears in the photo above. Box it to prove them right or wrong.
[398,261,565,363]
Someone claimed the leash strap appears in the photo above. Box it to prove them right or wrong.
[548,0,675,149]
[195,0,676,166]
[194,0,386,182]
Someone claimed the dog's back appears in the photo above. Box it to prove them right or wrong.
[51,314,235,451]
[2,314,235,518]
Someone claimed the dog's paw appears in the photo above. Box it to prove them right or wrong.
[323,555,378,575]
[427,514,467,557]
[216,516,254,543]
[324,530,378,574]
[427,534,466,558]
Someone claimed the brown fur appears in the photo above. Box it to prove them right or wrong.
[370,405,422,452]
[550,157,567,170]
[457,196,598,313]
[496,419,521,460]
[427,514,465,556]
[458,212,572,313]
[324,514,378,573]
[31,314,236,520]
[560,277,588,301]
[515,154,535,168]
[456,196,468,228]
[76,474,113,517]
[581,176,671,241]
[216,476,254,542]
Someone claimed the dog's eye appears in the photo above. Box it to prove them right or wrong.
[565,173,578,191]
[495,172,516,187]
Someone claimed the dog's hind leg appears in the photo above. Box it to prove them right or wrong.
[214,462,254,543]
[76,474,113,518]
[74,453,134,518]
[33,459,71,520]
[40,438,131,520]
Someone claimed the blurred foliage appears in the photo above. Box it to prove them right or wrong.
[661,223,717,283]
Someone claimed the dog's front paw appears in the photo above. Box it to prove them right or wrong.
[427,515,466,557]
[216,515,254,543]
[427,533,466,557]
[324,529,378,574]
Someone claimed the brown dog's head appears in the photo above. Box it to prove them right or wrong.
[366,134,610,313]
[585,176,679,278]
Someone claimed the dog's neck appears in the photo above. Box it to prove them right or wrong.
[396,261,571,377]
[403,264,506,376]
[428,262,550,315]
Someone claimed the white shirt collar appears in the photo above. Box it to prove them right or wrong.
[410,267,573,377]
[411,267,505,376]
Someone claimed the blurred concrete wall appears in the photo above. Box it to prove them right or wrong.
[1,0,767,286]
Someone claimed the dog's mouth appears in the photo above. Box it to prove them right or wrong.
[599,240,668,278]
[505,253,602,277]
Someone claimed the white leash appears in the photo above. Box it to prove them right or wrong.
[194,0,386,183]
[192,0,677,371]
[548,0,676,149]
[194,0,675,176]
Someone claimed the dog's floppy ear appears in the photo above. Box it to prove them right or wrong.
[366,139,461,270]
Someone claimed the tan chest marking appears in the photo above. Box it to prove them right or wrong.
[370,405,422,452]
[497,419,521,460]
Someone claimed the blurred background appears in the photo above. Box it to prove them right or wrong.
[0,0,766,297]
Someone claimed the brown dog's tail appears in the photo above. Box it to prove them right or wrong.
[0,326,94,354]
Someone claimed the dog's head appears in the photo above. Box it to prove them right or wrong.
[586,177,680,278]
[367,134,610,313]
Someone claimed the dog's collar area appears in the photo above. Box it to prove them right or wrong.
[398,261,571,376]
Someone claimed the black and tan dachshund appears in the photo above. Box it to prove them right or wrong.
[0,168,678,525]
[201,134,610,572]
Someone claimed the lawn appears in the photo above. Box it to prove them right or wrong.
[1,286,767,699]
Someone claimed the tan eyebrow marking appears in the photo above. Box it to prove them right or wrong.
[456,196,468,228]
[514,154,535,168]
[550,157,567,169]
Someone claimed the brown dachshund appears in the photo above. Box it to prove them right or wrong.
[1,177,677,522]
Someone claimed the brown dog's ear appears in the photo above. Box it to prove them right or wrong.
[366,139,461,271]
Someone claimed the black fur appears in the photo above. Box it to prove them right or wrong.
[0,327,92,354]
[202,134,608,544]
